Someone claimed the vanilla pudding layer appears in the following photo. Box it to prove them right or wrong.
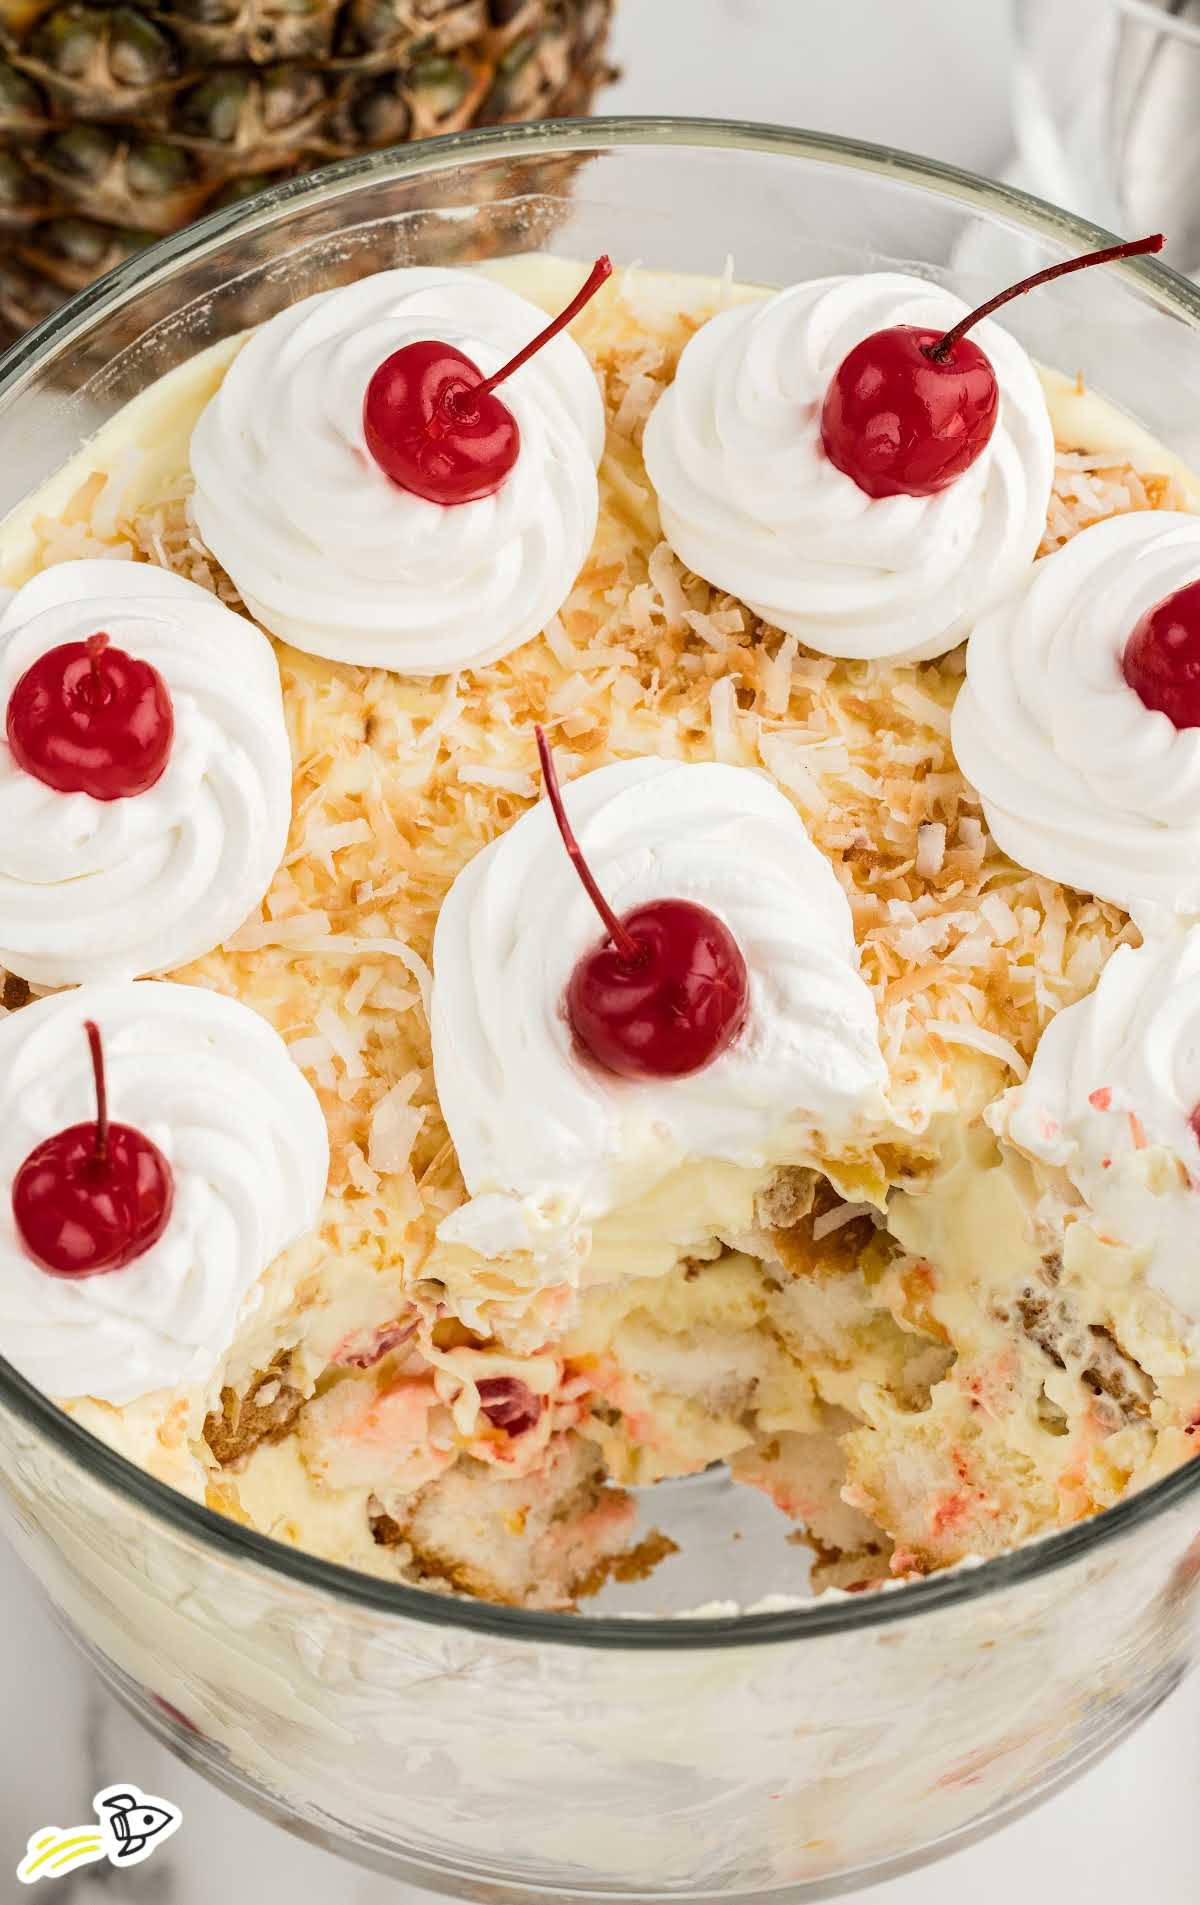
[2,258,1199,1606]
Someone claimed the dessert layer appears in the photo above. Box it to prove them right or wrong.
[2,258,1198,1609]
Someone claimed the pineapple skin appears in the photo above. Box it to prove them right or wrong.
[0,0,616,343]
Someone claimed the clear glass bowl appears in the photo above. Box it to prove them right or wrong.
[2,118,1200,1902]
[1012,0,1200,274]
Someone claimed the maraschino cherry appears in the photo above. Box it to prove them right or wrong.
[12,1019,174,1278]
[535,729,749,1082]
[363,254,612,506]
[478,1375,542,1438]
[821,233,1165,500]
[6,629,174,801]
[1122,580,1200,729]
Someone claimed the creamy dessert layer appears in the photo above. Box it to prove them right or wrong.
[2,257,1198,1609]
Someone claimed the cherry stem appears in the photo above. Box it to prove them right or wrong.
[85,631,108,703]
[463,255,613,407]
[83,1019,109,1168]
[534,725,642,967]
[926,232,1164,362]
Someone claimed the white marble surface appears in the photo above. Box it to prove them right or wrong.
[2,1,1197,1898]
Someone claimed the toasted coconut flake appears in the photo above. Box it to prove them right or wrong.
[314,1004,366,1080]
[891,679,952,735]
[346,1142,381,1196]
[1041,451,1187,556]
[915,823,947,880]
[286,818,372,870]
[709,676,741,763]
[923,1019,1029,1080]
[762,633,800,716]
[92,447,147,540]
[458,764,537,795]
[542,615,579,668]
[268,932,431,1013]
[369,1073,427,1176]
[344,967,380,1016]
[647,540,689,622]
[979,892,1020,944]
[287,1035,337,1090]
[758,731,824,812]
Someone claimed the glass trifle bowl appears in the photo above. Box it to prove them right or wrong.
[2,118,1200,1902]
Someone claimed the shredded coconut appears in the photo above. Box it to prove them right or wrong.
[369,1082,428,1176]
[314,1005,367,1081]
[915,823,947,880]
[922,1019,1030,1081]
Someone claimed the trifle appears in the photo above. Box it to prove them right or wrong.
[2,207,1200,1621]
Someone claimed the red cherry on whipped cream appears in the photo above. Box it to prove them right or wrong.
[821,233,1164,500]
[535,728,749,1081]
[6,630,174,801]
[1122,579,1200,729]
[363,254,612,505]
[12,1019,174,1278]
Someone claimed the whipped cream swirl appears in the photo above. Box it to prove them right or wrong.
[643,272,1054,663]
[0,560,292,986]
[431,756,888,1257]
[0,981,329,1404]
[190,267,605,675]
[996,928,1200,1334]
[954,511,1200,910]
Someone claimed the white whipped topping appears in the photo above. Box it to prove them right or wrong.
[642,272,1054,663]
[0,981,329,1405]
[189,267,605,676]
[994,927,1200,1336]
[0,560,292,986]
[431,756,888,1258]
[954,511,1200,910]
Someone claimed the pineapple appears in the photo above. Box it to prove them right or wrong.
[0,0,616,344]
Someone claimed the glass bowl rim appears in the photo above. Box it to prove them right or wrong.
[1,113,1199,1652]
[1113,0,1200,49]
